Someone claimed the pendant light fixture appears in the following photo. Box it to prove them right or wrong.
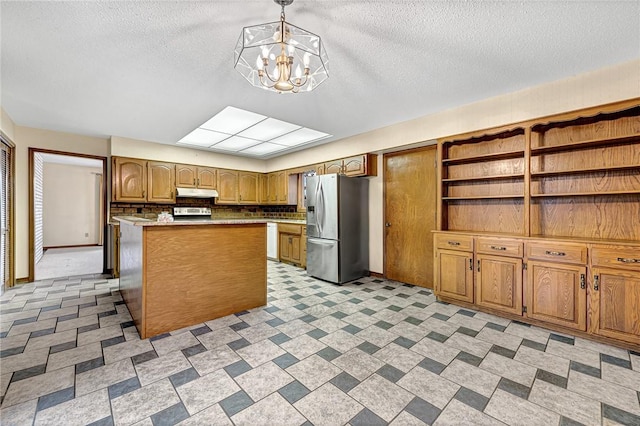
[234,0,329,94]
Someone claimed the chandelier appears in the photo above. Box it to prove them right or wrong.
[234,0,329,93]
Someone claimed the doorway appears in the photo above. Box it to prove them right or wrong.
[29,149,107,281]
[1,134,15,290]
[384,146,437,288]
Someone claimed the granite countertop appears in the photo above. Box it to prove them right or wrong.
[114,216,270,226]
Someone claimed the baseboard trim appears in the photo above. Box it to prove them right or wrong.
[16,277,30,284]
[44,244,102,250]
[370,271,384,278]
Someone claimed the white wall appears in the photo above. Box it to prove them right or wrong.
[33,153,44,263]
[1,108,16,141]
[13,126,108,279]
[42,163,102,247]
[110,136,266,173]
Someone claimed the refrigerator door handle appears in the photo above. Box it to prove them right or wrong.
[317,181,325,236]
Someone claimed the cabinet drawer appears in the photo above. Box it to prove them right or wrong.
[434,234,473,251]
[476,238,523,257]
[526,242,587,264]
[591,245,640,271]
[278,223,302,235]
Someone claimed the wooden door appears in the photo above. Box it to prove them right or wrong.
[239,172,259,204]
[476,254,522,315]
[325,160,343,174]
[217,170,239,204]
[197,167,217,189]
[113,157,147,202]
[176,164,197,188]
[147,162,176,203]
[435,249,474,302]
[258,174,269,204]
[268,173,278,203]
[276,171,288,204]
[590,268,640,345]
[343,155,366,176]
[384,147,437,287]
[279,233,291,261]
[526,261,587,331]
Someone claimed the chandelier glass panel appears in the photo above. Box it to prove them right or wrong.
[234,0,329,93]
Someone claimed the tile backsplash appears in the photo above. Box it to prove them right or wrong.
[110,198,303,221]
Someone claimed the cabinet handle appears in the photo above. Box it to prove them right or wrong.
[491,245,507,251]
[469,258,473,270]
[545,250,565,256]
[477,259,480,272]
[617,257,640,263]
[142,190,145,198]
[193,178,196,185]
[580,274,585,289]
[593,274,599,291]
[197,178,200,186]
[171,191,174,198]
[447,241,460,246]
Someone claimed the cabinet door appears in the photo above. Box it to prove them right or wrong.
[526,261,586,331]
[291,235,301,263]
[176,164,197,188]
[276,171,289,204]
[147,162,176,203]
[238,172,259,204]
[258,174,269,204]
[590,267,640,345]
[476,254,522,315]
[314,163,326,175]
[325,160,343,174]
[435,249,474,303]
[197,167,217,189]
[112,157,147,202]
[216,170,239,204]
[343,155,366,176]
[279,233,291,262]
[268,173,278,203]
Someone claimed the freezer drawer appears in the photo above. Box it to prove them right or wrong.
[307,237,339,283]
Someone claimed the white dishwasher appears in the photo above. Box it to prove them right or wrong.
[267,223,278,260]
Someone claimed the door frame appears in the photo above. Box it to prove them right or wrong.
[0,132,16,289]
[383,145,437,283]
[28,148,108,282]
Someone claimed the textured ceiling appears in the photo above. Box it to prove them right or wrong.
[2,1,639,158]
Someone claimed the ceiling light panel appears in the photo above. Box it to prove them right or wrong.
[210,135,261,151]
[269,127,330,146]
[238,118,301,141]
[240,142,289,155]
[178,128,230,146]
[200,106,266,134]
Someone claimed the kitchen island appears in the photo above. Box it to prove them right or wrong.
[114,217,267,339]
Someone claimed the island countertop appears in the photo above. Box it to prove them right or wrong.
[114,216,304,226]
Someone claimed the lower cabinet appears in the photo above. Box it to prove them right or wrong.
[278,223,304,266]
[526,261,587,331]
[434,232,640,348]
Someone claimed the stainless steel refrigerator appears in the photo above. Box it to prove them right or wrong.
[306,174,369,284]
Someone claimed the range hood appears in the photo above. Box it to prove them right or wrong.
[176,187,219,198]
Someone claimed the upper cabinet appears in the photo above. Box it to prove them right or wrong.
[239,172,259,204]
[176,165,217,190]
[147,162,176,203]
[217,169,239,204]
[318,154,377,177]
[112,157,147,202]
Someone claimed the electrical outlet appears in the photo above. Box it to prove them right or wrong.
[85,233,89,237]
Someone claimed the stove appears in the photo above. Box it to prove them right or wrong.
[173,207,212,221]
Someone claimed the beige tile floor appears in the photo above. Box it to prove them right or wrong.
[35,247,103,281]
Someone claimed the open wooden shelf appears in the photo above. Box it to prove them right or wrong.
[443,173,525,183]
[443,195,524,201]
[442,150,525,166]
[530,134,639,156]
[531,190,640,198]
[531,164,640,178]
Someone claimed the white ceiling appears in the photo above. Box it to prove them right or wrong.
[2,1,639,158]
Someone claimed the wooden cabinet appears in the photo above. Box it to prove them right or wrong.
[239,172,259,204]
[321,154,377,177]
[475,237,523,315]
[325,160,343,174]
[527,260,587,331]
[197,167,217,190]
[276,171,289,204]
[216,170,239,204]
[267,173,278,203]
[314,163,326,175]
[278,223,303,266]
[112,157,147,202]
[176,165,217,190]
[258,173,269,204]
[590,245,640,345]
[147,162,175,203]
[434,234,474,303]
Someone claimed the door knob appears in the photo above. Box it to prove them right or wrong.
[385,222,391,227]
